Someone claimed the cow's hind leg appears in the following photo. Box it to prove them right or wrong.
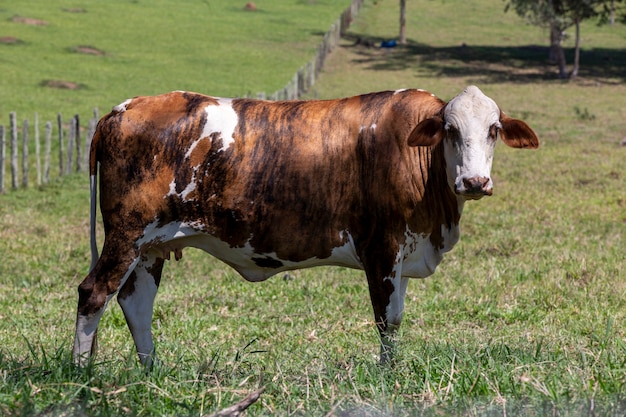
[73,244,139,366]
[117,254,164,369]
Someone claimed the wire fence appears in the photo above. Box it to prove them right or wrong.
[255,0,363,100]
[0,111,98,193]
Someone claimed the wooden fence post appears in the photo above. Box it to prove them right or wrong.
[58,113,64,176]
[44,121,52,184]
[22,119,29,188]
[10,112,18,190]
[66,117,75,175]
[35,113,41,187]
[75,114,82,172]
[0,125,5,194]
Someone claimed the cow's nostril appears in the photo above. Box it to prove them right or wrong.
[462,176,491,195]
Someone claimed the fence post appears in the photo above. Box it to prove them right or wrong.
[44,121,52,184]
[291,72,298,99]
[58,113,64,176]
[35,113,41,187]
[75,114,82,172]
[22,119,29,188]
[308,60,316,90]
[10,112,18,190]
[66,117,75,175]
[0,126,5,194]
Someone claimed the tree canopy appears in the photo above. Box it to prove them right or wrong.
[504,0,625,78]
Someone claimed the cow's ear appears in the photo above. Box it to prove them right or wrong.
[407,117,445,147]
[499,114,539,149]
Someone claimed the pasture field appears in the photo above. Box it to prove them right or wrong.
[1,0,626,415]
[0,0,350,119]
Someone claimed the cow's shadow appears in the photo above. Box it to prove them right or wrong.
[341,34,626,84]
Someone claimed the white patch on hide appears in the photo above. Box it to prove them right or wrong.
[399,224,460,278]
[113,98,132,113]
[199,98,238,152]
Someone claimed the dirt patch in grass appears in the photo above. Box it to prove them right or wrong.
[40,80,84,90]
[0,36,23,45]
[11,16,48,26]
[71,45,105,56]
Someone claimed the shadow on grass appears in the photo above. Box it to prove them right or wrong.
[342,34,626,84]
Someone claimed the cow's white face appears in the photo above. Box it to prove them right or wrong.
[407,85,539,200]
[441,86,500,199]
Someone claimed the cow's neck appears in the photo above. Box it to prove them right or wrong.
[408,143,462,250]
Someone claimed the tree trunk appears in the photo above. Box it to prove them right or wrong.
[549,22,560,63]
[570,18,580,79]
[550,21,568,79]
[610,0,615,25]
[399,0,406,44]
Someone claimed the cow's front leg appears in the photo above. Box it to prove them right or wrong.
[364,255,409,363]
[73,274,108,367]
[381,274,409,362]
[117,254,164,369]
[74,247,139,366]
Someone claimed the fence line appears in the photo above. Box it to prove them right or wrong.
[0,112,97,193]
[0,0,364,193]
[253,0,364,100]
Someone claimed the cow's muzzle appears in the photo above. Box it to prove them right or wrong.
[457,176,493,199]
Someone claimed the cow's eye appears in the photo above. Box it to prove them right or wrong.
[445,123,459,136]
[445,125,461,148]
[488,124,499,140]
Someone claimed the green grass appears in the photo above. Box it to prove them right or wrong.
[1,0,626,415]
[0,0,350,120]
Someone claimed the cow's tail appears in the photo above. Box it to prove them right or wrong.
[88,125,102,272]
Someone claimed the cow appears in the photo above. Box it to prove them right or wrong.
[73,86,538,367]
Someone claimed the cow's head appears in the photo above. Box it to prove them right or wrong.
[408,86,538,200]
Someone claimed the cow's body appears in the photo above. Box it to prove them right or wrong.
[74,86,538,366]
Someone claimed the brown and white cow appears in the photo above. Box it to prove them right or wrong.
[74,86,538,367]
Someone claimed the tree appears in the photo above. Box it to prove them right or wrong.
[505,0,618,79]
[399,0,407,44]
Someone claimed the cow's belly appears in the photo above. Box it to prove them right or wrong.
[136,220,363,282]
[400,224,460,278]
